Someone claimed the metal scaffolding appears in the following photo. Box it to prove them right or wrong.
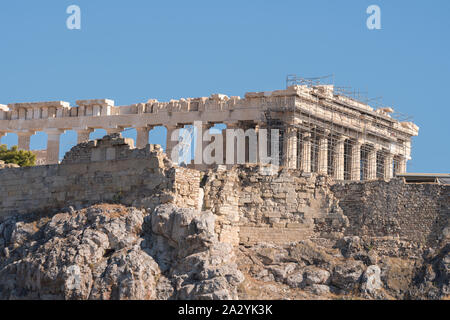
[262,75,412,180]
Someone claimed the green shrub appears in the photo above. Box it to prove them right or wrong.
[0,144,36,167]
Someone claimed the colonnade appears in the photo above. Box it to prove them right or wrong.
[1,121,408,180]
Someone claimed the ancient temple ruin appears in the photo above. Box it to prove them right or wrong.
[0,77,419,181]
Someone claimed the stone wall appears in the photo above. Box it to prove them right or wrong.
[331,179,450,246]
[202,165,449,247]
[0,136,447,248]
[202,165,240,246]
[202,165,349,246]
[0,135,199,217]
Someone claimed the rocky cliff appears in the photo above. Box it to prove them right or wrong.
[0,204,243,300]
[0,136,448,300]
[0,203,448,300]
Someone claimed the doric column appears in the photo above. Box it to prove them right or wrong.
[201,122,214,168]
[242,123,252,163]
[384,153,394,180]
[366,146,378,180]
[202,123,213,158]
[76,128,94,144]
[397,156,407,174]
[17,131,34,150]
[166,124,181,163]
[224,121,240,165]
[300,132,312,173]
[93,105,101,117]
[222,125,227,165]
[136,126,152,149]
[250,123,260,164]
[284,126,298,169]
[318,131,329,174]
[46,130,64,164]
[333,136,346,180]
[193,121,212,166]
[350,140,363,181]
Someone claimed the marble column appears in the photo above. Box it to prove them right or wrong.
[284,127,298,169]
[166,124,180,164]
[384,153,394,180]
[366,146,378,180]
[300,132,312,173]
[76,128,94,144]
[193,122,212,167]
[350,140,363,181]
[222,125,227,165]
[17,131,34,150]
[136,126,152,149]
[46,130,64,164]
[241,123,257,164]
[224,121,240,165]
[397,156,407,174]
[200,122,214,168]
[318,132,329,174]
[333,137,346,180]
[202,123,213,158]
[249,123,259,164]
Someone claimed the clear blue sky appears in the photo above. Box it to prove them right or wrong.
[0,0,449,172]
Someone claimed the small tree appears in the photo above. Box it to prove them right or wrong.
[0,144,36,167]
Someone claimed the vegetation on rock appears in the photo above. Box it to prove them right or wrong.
[0,144,36,167]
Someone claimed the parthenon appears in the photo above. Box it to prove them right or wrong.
[0,79,419,181]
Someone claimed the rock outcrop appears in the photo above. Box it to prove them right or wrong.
[236,237,449,300]
[0,160,19,169]
[0,203,448,300]
[0,204,243,300]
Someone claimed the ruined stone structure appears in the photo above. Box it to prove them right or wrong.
[1,82,448,301]
[0,134,448,300]
[0,82,418,181]
[0,135,447,250]
[0,135,199,217]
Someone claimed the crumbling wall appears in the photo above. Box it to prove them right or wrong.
[1,136,447,249]
[61,134,137,164]
[331,179,450,246]
[202,166,240,246]
[0,135,200,217]
[202,165,448,247]
[202,165,349,246]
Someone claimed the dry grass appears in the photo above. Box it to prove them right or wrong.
[79,203,130,218]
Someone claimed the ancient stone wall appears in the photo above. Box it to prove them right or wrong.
[202,166,240,246]
[0,135,199,217]
[331,179,450,246]
[202,165,349,245]
[202,165,449,247]
[0,137,447,248]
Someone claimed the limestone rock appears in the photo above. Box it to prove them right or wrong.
[286,272,304,288]
[361,265,382,295]
[303,266,331,285]
[305,284,331,296]
[331,260,365,291]
[288,240,334,269]
[0,203,243,300]
[0,160,20,169]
